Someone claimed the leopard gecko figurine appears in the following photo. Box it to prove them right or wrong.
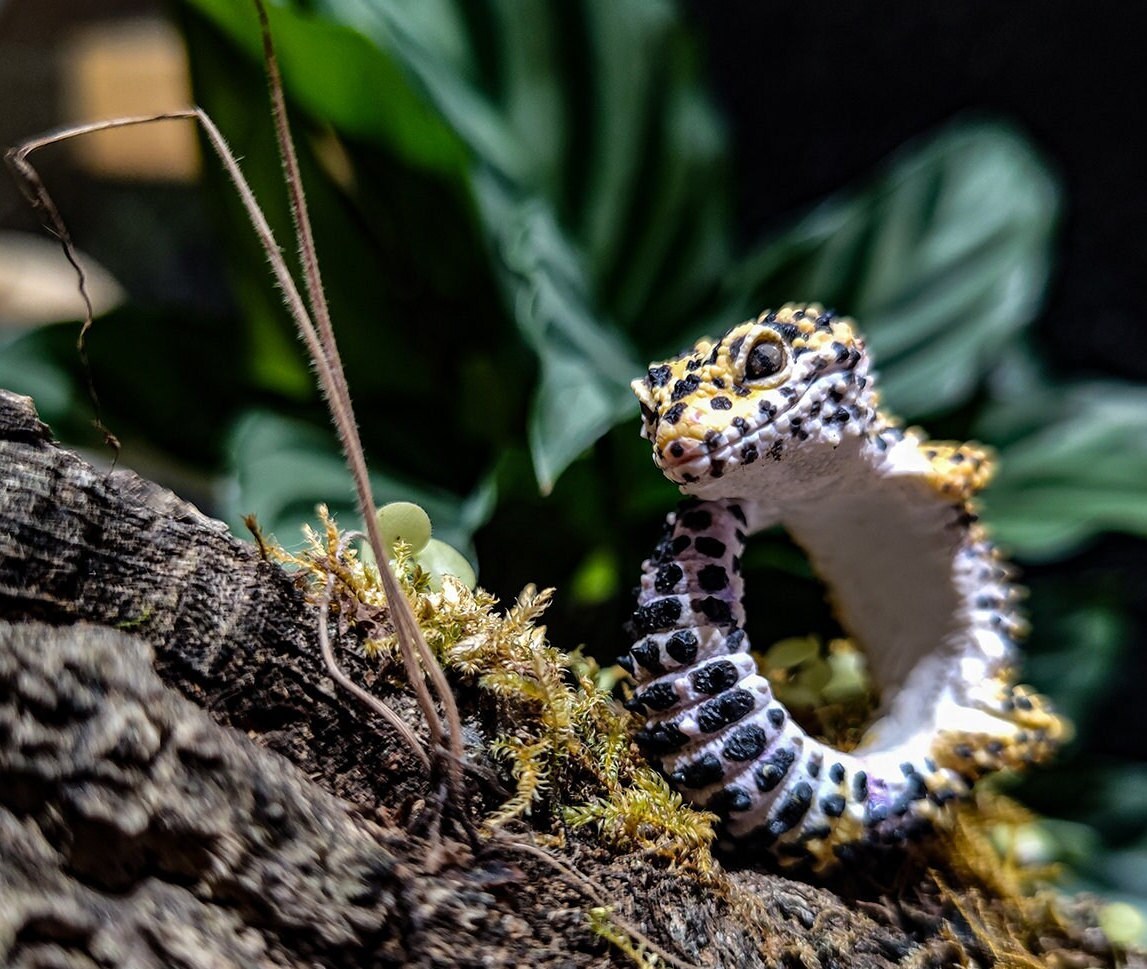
[623,303,1067,868]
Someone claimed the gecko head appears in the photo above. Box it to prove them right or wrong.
[632,304,876,498]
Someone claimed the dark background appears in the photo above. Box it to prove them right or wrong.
[681,0,1147,762]
[685,1,1147,386]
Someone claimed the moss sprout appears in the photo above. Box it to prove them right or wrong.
[272,504,717,871]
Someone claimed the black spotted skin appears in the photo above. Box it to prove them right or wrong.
[624,304,1068,869]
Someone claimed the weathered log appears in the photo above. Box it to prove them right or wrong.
[0,387,429,812]
[1,388,1141,968]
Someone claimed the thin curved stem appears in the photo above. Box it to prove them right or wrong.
[317,570,431,769]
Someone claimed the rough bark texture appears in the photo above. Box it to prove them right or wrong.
[1,387,1142,969]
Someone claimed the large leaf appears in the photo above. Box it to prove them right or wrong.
[305,0,727,487]
[724,120,1060,418]
[186,0,467,173]
[311,0,529,180]
[318,0,729,326]
[182,1,519,493]
[569,3,730,330]
[474,171,639,493]
[980,380,1147,558]
[183,0,729,491]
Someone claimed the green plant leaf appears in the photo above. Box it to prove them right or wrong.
[724,119,1060,418]
[186,0,467,173]
[475,171,639,493]
[1022,591,1128,738]
[570,3,730,331]
[183,0,729,492]
[322,0,730,327]
[182,0,520,493]
[302,0,724,488]
[312,0,529,180]
[981,381,1147,558]
[0,332,77,423]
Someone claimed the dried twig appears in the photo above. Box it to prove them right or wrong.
[251,0,467,815]
[5,0,470,831]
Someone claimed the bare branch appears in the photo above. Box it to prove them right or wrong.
[2,116,192,453]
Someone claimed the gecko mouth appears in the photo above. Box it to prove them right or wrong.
[656,384,832,483]
[658,422,775,483]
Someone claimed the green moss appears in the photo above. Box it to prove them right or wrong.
[585,907,664,969]
[273,505,716,872]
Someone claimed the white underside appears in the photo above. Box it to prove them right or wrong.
[738,437,1006,758]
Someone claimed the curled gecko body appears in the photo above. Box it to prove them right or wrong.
[622,303,1067,868]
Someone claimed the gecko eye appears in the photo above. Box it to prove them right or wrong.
[744,340,785,381]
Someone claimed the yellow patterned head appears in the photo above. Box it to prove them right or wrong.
[632,304,876,495]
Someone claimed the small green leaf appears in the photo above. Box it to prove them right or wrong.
[1097,899,1147,948]
[375,501,433,553]
[724,119,1060,418]
[416,537,478,590]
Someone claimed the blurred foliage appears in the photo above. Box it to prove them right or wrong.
[2,0,1146,940]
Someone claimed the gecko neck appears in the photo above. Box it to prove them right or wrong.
[733,426,1020,756]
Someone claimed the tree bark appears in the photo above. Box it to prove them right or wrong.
[1,387,1140,968]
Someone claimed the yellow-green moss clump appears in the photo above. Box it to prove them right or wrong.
[271,506,717,872]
